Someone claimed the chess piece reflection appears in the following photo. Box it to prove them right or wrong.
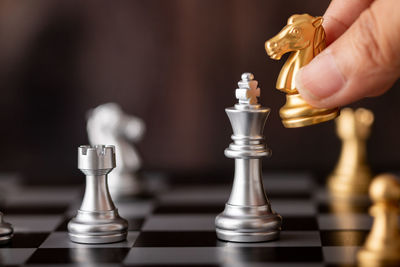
[357,173,400,266]
[265,14,339,128]
[0,212,13,244]
[328,108,374,196]
[87,103,145,198]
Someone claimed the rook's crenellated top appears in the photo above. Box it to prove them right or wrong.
[78,145,116,173]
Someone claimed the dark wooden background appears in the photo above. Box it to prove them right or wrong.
[0,0,399,183]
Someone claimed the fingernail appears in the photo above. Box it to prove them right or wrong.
[296,50,345,100]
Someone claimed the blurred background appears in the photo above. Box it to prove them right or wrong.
[0,0,399,184]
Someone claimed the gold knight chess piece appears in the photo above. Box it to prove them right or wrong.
[358,173,400,266]
[328,108,374,196]
[265,14,339,128]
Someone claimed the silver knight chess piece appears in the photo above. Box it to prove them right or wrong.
[87,103,146,198]
[215,73,282,242]
[68,145,128,244]
[0,212,13,244]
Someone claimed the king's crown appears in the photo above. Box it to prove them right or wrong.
[235,72,260,105]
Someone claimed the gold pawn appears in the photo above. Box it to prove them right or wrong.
[357,173,400,266]
[328,108,374,196]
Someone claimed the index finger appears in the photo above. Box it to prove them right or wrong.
[323,0,374,45]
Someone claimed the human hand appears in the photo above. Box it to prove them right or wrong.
[296,0,400,108]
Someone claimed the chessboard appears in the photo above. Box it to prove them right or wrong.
[0,171,371,266]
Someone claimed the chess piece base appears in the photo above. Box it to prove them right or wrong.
[68,210,128,244]
[0,231,13,245]
[358,247,400,267]
[215,204,282,242]
[280,94,339,128]
[216,228,280,243]
[0,213,13,244]
[69,232,127,244]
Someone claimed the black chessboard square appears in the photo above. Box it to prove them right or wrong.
[318,203,370,214]
[3,204,68,215]
[134,231,219,247]
[282,216,319,230]
[27,248,130,264]
[320,230,368,246]
[323,246,360,267]
[127,218,145,231]
[124,247,323,265]
[1,233,49,248]
[267,191,312,200]
[219,246,323,262]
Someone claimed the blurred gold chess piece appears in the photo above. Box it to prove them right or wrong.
[358,173,400,266]
[265,14,339,128]
[328,108,374,196]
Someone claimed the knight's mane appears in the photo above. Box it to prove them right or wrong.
[313,25,326,56]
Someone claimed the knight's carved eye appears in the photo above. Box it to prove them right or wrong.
[290,28,300,36]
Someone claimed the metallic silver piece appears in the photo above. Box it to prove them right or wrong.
[215,72,282,242]
[68,145,128,244]
[0,212,13,244]
[87,103,146,199]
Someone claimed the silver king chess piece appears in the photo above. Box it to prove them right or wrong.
[87,103,146,198]
[0,212,13,244]
[215,73,282,242]
[68,145,128,244]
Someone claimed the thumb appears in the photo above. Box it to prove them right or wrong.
[296,0,400,109]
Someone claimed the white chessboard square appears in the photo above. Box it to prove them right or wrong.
[0,248,35,265]
[318,214,372,230]
[263,172,314,193]
[220,231,321,247]
[6,215,64,233]
[158,185,230,205]
[114,200,155,218]
[272,200,317,216]
[313,188,370,203]
[40,231,139,248]
[142,214,215,231]
[323,246,361,264]
[124,247,221,265]
[4,186,81,205]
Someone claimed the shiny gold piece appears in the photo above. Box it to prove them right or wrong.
[328,108,374,196]
[357,173,400,266]
[265,14,339,128]
[328,194,369,215]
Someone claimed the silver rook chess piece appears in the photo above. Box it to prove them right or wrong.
[215,73,282,242]
[68,145,128,244]
[0,212,13,244]
[87,103,146,199]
